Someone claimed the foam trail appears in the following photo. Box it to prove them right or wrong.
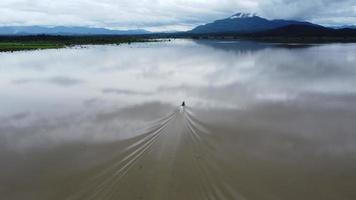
[66,110,176,200]
[66,106,244,200]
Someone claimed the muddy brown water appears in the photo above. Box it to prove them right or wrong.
[1,40,356,200]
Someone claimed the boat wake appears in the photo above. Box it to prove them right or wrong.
[66,106,244,200]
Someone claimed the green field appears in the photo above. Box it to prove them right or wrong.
[0,35,151,52]
[0,42,65,52]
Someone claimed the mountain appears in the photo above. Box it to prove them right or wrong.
[190,13,319,34]
[331,25,356,29]
[250,24,356,37]
[0,26,151,35]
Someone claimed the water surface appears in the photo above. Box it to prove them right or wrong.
[1,40,356,200]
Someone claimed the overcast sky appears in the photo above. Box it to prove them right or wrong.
[0,0,355,31]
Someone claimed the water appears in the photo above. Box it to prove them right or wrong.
[1,39,356,199]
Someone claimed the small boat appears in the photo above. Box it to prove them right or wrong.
[180,101,185,113]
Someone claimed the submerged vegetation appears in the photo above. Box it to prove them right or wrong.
[0,35,151,52]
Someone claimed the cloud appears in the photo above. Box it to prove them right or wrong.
[258,0,356,25]
[0,0,254,31]
[12,76,85,87]
[102,88,154,96]
[0,0,355,32]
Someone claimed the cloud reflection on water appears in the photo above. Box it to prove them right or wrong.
[1,40,356,199]
[0,39,356,151]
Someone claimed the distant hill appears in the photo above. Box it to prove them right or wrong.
[0,26,151,35]
[190,13,319,34]
[250,25,356,37]
[330,25,356,29]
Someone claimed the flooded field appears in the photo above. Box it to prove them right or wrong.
[1,39,356,200]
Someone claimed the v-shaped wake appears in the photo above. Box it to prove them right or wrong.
[66,106,244,200]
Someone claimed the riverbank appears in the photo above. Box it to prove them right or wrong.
[0,42,65,52]
[187,35,356,43]
[0,35,151,52]
[2,34,356,52]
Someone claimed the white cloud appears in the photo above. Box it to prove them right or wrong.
[0,0,354,31]
[258,0,356,26]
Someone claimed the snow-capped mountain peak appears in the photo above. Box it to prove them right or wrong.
[230,13,256,19]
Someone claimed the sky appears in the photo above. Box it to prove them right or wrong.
[0,0,355,31]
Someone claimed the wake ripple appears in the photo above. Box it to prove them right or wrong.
[66,106,245,200]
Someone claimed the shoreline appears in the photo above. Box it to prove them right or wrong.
[1,34,356,52]
[0,35,153,52]
[188,36,356,44]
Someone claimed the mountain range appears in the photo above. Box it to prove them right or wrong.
[332,25,356,29]
[190,13,321,34]
[0,13,355,36]
[0,26,150,35]
[187,13,356,38]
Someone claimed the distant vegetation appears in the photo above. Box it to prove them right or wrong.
[0,42,64,52]
[1,12,356,52]
[0,35,152,52]
[154,24,356,43]
[1,24,356,52]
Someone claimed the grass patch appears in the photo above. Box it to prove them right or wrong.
[0,35,152,52]
[0,42,65,52]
